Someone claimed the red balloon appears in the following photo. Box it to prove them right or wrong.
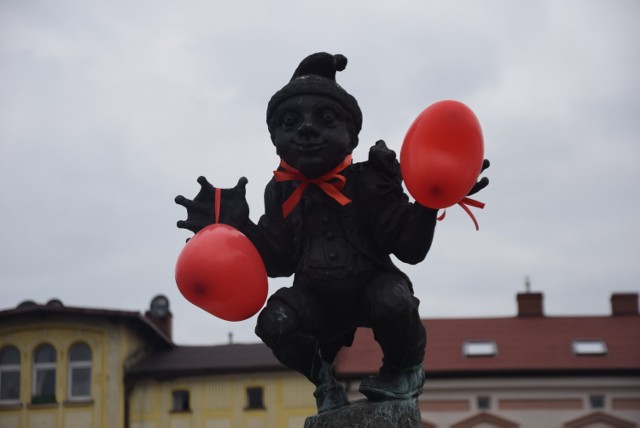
[175,224,268,322]
[400,100,484,209]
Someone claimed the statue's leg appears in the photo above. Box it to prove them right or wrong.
[358,272,426,400]
[255,289,349,412]
[255,297,321,379]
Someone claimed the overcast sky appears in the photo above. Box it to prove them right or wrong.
[1,1,638,345]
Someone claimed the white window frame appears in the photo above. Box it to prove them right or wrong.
[32,344,57,403]
[0,346,21,405]
[67,342,92,401]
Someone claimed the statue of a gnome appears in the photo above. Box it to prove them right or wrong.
[176,52,489,413]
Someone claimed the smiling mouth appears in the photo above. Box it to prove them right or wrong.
[294,141,326,151]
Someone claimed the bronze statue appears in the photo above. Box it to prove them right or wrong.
[176,52,489,413]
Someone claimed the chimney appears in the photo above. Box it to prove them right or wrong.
[517,292,544,317]
[146,310,173,340]
[611,293,639,316]
[145,295,173,340]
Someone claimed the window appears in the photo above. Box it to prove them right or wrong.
[477,396,491,410]
[246,387,264,410]
[572,339,607,356]
[171,389,190,412]
[590,394,605,409]
[0,346,21,404]
[68,342,92,400]
[463,340,498,357]
[32,344,56,404]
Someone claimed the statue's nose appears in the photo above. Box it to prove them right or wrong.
[297,121,318,137]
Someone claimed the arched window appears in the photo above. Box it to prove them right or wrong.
[32,344,56,404]
[0,345,21,404]
[68,342,92,400]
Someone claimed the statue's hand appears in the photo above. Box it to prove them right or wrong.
[369,140,401,180]
[175,176,250,234]
[467,159,490,196]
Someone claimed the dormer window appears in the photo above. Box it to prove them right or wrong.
[572,339,607,356]
[463,340,498,357]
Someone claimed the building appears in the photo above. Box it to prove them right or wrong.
[125,343,316,428]
[336,292,640,427]
[1,292,638,428]
[0,296,173,428]
[0,296,315,428]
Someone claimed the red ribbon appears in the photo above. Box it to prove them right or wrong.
[214,188,221,224]
[274,155,353,218]
[437,197,485,231]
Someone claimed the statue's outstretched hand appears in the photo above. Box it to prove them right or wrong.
[467,159,490,196]
[175,176,250,234]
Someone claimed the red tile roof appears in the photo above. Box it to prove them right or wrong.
[335,315,640,378]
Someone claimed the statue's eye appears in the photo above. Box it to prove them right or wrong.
[321,109,337,124]
[281,112,298,129]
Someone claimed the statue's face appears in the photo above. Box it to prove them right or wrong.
[272,95,355,178]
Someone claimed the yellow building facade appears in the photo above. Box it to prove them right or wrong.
[0,297,317,428]
[129,373,315,428]
[0,299,171,428]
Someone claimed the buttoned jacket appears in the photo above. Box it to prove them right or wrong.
[242,143,438,287]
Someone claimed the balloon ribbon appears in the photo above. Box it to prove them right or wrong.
[437,197,485,231]
[274,155,353,218]
[214,188,221,224]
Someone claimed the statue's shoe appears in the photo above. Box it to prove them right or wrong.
[359,364,425,401]
[314,382,349,413]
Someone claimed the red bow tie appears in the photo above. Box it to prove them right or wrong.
[273,155,353,218]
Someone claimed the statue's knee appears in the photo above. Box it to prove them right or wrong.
[255,301,297,347]
[369,280,416,321]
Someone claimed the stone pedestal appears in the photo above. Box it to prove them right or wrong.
[304,399,422,428]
